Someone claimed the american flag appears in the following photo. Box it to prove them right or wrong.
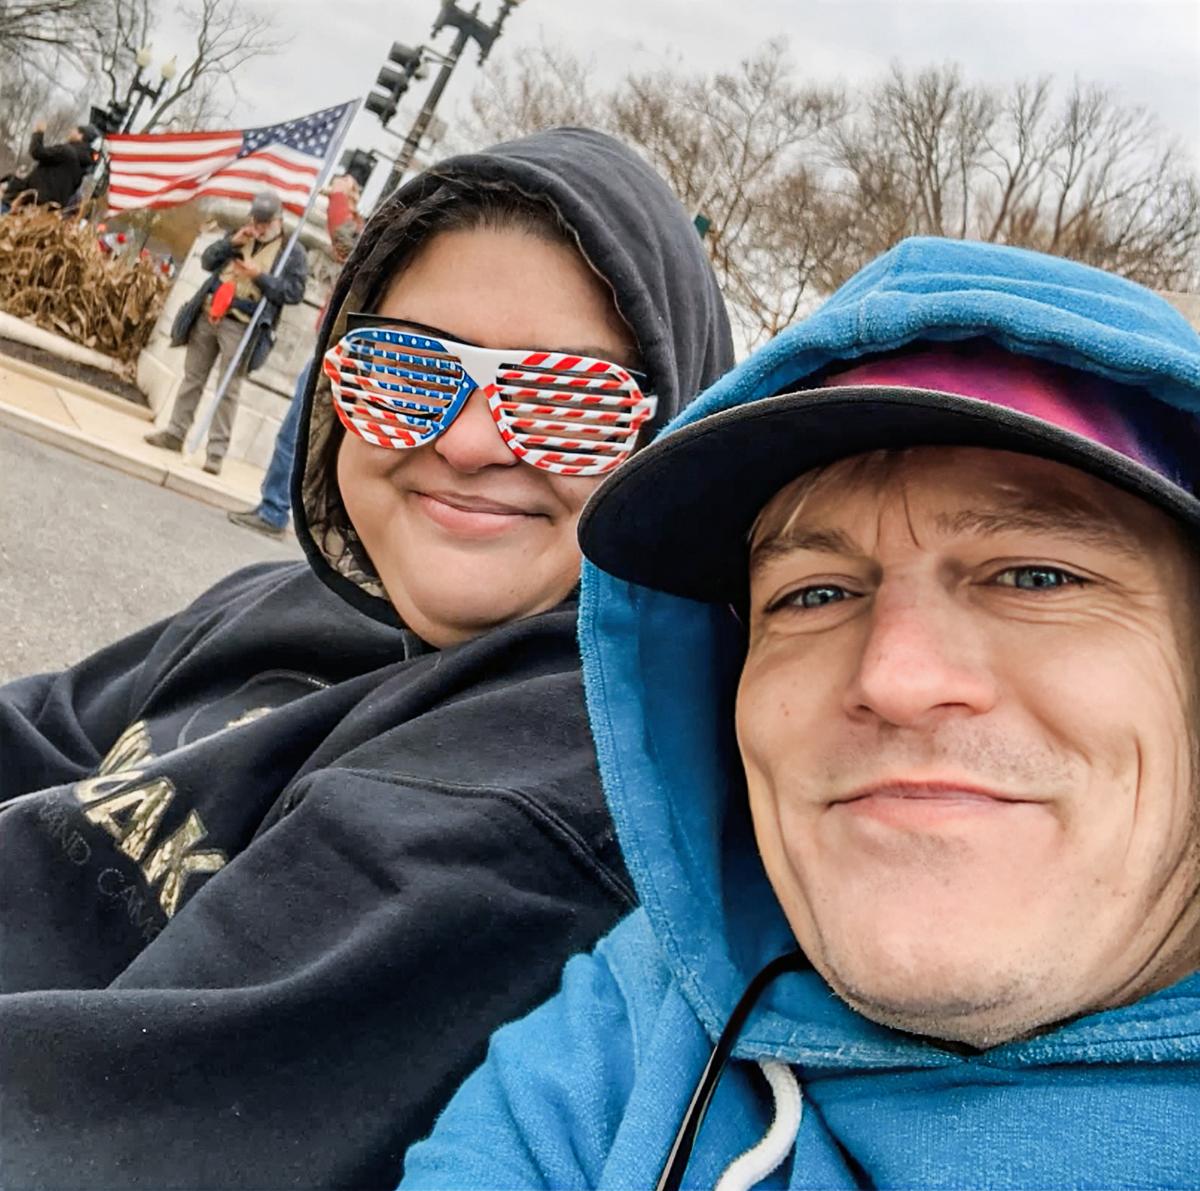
[104,101,355,216]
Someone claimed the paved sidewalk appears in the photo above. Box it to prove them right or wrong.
[0,351,268,512]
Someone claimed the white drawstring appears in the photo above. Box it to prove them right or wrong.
[713,1060,803,1191]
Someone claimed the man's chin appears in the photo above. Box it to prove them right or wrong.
[814,949,1052,1049]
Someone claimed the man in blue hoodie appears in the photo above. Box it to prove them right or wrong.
[402,237,1200,1190]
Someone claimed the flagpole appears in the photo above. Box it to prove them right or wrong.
[184,98,363,458]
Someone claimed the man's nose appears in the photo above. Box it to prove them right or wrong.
[844,581,998,728]
[433,387,518,473]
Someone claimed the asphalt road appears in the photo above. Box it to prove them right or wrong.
[0,426,303,683]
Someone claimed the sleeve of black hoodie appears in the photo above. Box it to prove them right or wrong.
[27,130,72,165]
[200,232,237,272]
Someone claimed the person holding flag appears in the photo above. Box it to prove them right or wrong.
[144,187,307,474]
[107,100,356,472]
[227,173,367,537]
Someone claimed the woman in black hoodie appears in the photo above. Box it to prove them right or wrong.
[0,128,733,1188]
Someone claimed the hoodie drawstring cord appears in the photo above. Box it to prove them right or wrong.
[656,950,808,1191]
[713,1061,803,1191]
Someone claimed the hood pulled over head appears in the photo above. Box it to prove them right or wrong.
[292,126,735,625]
[576,236,1200,1059]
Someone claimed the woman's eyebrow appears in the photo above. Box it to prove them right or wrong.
[366,315,642,371]
[377,317,482,346]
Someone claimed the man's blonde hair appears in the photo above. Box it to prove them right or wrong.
[748,449,907,558]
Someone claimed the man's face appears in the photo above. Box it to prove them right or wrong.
[338,224,638,648]
[738,447,1200,1047]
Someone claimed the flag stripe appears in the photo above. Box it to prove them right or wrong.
[118,154,319,193]
[108,153,238,180]
[110,179,312,207]
[109,186,313,217]
[103,101,352,218]
[106,140,316,167]
[106,129,245,146]
[110,151,319,191]
[104,141,243,163]
[109,164,318,207]
[107,144,318,175]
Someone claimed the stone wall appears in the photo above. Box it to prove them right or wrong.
[137,199,340,468]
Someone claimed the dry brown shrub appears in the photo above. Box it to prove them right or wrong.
[0,206,169,369]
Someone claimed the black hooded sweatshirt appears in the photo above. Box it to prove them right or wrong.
[15,130,92,207]
[0,129,733,1188]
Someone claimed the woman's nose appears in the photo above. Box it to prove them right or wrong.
[433,388,517,473]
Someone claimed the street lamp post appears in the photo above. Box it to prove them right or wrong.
[120,47,178,134]
[375,0,524,201]
[87,48,178,218]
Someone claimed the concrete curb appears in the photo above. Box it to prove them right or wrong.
[0,397,264,512]
[0,400,167,483]
[0,348,154,420]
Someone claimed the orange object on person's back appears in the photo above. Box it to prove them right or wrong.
[209,280,235,322]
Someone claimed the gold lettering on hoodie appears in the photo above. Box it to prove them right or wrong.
[99,721,154,775]
[140,811,226,918]
[76,775,173,862]
[72,720,228,918]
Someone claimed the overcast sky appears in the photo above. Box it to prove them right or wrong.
[152,0,1199,181]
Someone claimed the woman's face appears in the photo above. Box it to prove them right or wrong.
[338,225,639,648]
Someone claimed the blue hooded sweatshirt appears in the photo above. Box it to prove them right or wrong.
[401,238,1200,1190]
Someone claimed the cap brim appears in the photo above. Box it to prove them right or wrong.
[578,385,1200,603]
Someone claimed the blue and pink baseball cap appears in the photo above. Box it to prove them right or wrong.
[580,335,1200,603]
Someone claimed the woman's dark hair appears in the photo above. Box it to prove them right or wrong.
[307,178,591,583]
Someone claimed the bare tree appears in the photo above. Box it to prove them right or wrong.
[463,40,845,346]
[0,50,81,173]
[140,0,285,131]
[84,0,153,113]
[0,54,52,171]
[623,43,845,343]
[463,46,1200,338]
[77,0,285,132]
[0,0,99,64]
[467,40,599,148]
[829,65,1200,290]
[827,64,997,265]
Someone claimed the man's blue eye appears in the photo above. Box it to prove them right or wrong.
[995,566,1082,590]
[795,585,847,608]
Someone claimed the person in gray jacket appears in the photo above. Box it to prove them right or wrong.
[145,187,307,474]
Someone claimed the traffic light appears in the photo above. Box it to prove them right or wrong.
[364,42,426,126]
[339,148,378,189]
[89,102,128,138]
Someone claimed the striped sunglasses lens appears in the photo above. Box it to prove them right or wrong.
[486,351,657,476]
[324,324,657,476]
[324,327,470,450]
